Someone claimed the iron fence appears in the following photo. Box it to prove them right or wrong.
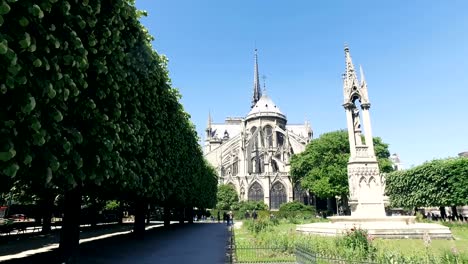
[234,246,377,263]
[228,228,376,264]
[235,246,296,263]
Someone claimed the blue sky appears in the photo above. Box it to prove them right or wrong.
[135,0,468,167]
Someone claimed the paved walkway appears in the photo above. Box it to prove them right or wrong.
[1,223,229,264]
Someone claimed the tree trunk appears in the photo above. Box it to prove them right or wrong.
[133,199,146,237]
[326,198,333,215]
[146,204,151,224]
[340,195,350,216]
[451,206,458,221]
[179,208,185,224]
[188,207,194,224]
[117,200,124,224]
[163,206,171,227]
[439,206,447,220]
[41,194,54,234]
[90,199,98,228]
[59,186,82,264]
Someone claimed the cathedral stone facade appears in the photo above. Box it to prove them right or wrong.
[204,50,313,210]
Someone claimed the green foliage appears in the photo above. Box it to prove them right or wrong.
[216,184,239,210]
[279,201,313,212]
[290,130,393,199]
[236,221,468,263]
[104,200,120,211]
[386,157,468,208]
[277,201,315,220]
[339,227,376,257]
[245,218,279,234]
[233,201,268,214]
[0,0,217,256]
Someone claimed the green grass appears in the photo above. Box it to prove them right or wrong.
[234,219,468,263]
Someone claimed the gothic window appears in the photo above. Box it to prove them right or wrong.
[232,156,239,176]
[259,129,265,148]
[271,159,279,172]
[270,182,287,209]
[264,126,273,147]
[276,132,284,147]
[293,184,309,205]
[248,182,264,202]
[250,127,258,148]
[257,154,264,173]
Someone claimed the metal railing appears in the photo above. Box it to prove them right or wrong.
[234,246,377,264]
[235,246,295,263]
[228,226,376,264]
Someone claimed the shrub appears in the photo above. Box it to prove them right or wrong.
[277,201,315,220]
[279,201,313,211]
[234,201,268,219]
[338,226,376,257]
[245,218,273,234]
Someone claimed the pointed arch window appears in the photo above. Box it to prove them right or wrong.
[264,125,273,148]
[276,132,284,147]
[232,156,239,176]
[248,182,264,202]
[270,182,287,209]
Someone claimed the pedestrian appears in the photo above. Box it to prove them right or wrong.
[252,210,258,220]
[244,210,250,219]
[217,211,221,223]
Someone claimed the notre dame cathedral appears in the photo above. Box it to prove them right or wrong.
[204,50,313,210]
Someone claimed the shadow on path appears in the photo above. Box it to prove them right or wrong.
[0,223,137,256]
[1,223,229,264]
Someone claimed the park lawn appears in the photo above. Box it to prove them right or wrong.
[374,224,468,256]
[234,220,468,262]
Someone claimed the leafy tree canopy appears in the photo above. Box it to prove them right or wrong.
[290,130,393,199]
[385,157,468,208]
[216,184,239,210]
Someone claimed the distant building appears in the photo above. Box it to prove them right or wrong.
[390,153,404,171]
[204,50,313,210]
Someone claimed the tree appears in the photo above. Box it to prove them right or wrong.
[216,184,239,210]
[290,130,393,211]
[385,157,468,215]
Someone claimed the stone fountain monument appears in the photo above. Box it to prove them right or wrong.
[296,46,452,239]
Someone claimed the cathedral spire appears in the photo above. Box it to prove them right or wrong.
[251,49,262,108]
[207,111,212,129]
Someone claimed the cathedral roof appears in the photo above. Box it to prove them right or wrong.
[246,94,286,121]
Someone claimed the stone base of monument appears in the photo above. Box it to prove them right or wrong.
[296,216,452,239]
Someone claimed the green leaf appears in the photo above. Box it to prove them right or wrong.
[0,148,16,161]
[33,58,42,67]
[23,155,32,165]
[53,109,63,122]
[47,84,56,98]
[1,84,7,94]
[3,163,19,177]
[22,96,36,114]
[19,17,29,27]
[0,2,11,15]
[0,39,7,54]
[19,33,31,49]
[31,5,44,18]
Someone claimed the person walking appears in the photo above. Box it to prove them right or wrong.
[217,211,221,223]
